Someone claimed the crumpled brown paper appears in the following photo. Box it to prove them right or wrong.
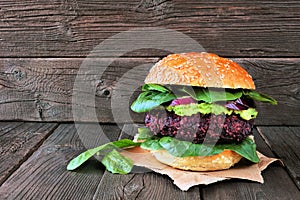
[121,147,281,191]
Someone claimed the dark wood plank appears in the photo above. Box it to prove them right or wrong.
[0,123,121,199]
[0,122,58,186]
[93,124,201,199]
[0,57,158,122]
[0,58,299,125]
[201,128,299,200]
[257,126,300,189]
[236,58,300,125]
[0,0,299,57]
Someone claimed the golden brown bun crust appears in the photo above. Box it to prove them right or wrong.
[151,149,242,171]
[145,52,255,89]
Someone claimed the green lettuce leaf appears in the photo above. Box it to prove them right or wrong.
[131,91,176,113]
[167,103,232,116]
[166,103,257,120]
[67,139,140,172]
[234,108,258,120]
[141,136,259,163]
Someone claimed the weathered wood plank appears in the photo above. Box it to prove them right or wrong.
[93,124,201,199]
[0,57,158,122]
[0,58,299,125]
[201,128,299,200]
[0,122,58,186]
[0,0,299,57]
[257,126,300,190]
[0,123,121,199]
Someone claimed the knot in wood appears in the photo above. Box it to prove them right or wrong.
[11,67,26,81]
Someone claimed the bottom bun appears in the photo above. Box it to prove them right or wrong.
[151,150,242,171]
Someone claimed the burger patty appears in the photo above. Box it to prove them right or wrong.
[145,110,254,144]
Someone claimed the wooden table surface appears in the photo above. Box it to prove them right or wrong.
[0,0,299,199]
[0,122,299,199]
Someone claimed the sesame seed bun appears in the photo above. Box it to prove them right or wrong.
[151,149,243,171]
[145,52,255,89]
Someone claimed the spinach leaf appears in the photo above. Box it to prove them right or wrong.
[221,138,259,163]
[140,139,164,150]
[180,87,243,102]
[144,137,260,163]
[131,91,176,113]
[158,137,223,157]
[67,139,140,171]
[243,90,277,105]
[130,84,277,115]
[199,89,242,102]
[101,149,134,174]
[142,84,170,92]
[179,87,210,102]
[136,127,153,140]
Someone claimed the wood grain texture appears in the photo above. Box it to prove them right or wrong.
[93,124,201,199]
[0,58,299,125]
[0,57,158,122]
[257,126,300,190]
[95,172,201,200]
[0,122,58,186]
[0,0,299,57]
[201,128,299,200]
[0,123,121,199]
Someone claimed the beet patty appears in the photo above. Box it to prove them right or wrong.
[145,109,254,144]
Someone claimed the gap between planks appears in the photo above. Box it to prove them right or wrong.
[0,123,122,199]
[256,126,300,190]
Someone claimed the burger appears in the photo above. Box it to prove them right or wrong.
[67,52,277,174]
[130,52,277,171]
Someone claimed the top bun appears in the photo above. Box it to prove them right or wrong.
[145,52,255,89]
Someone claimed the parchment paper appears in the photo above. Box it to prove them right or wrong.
[121,147,281,191]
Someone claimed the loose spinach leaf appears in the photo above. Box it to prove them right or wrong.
[101,149,134,174]
[142,137,259,163]
[243,90,277,105]
[130,91,176,113]
[142,83,170,92]
[67,139,140,171]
